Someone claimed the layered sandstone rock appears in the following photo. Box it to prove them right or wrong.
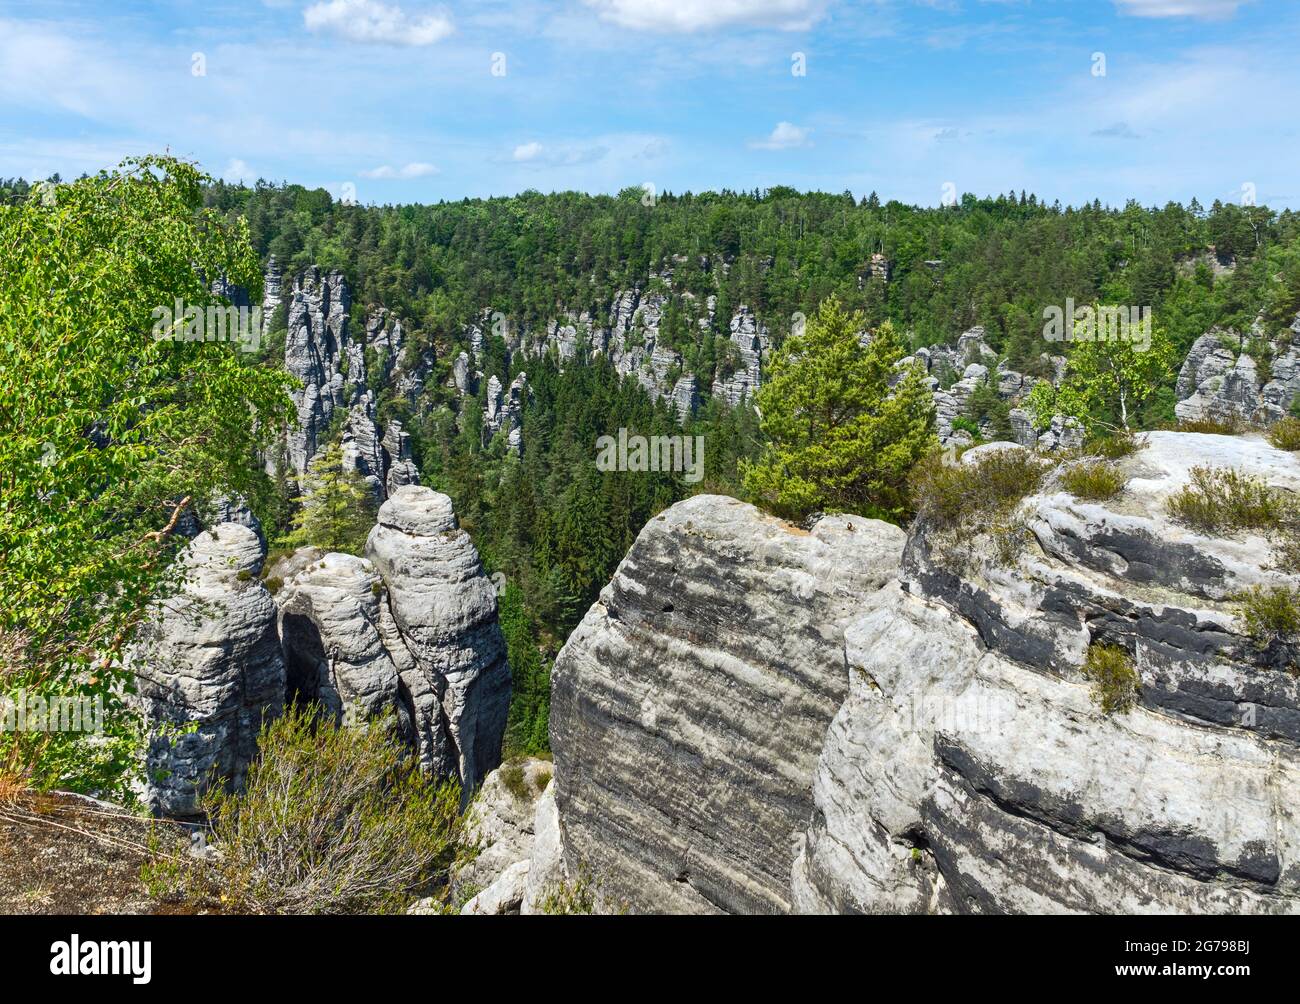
[793,432,1300,913]
[365,486,511,787]
[549,494,907,913]
[126,524,285,818]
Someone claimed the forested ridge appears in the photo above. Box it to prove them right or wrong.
[8,170,1300,761]
[220,179,1300,755]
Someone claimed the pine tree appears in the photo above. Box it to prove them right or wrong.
[279,440,377,554]
[741,297,936,522]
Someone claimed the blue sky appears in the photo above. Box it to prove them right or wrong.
[1,0,1297,208]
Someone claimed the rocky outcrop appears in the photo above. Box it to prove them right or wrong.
[274,552,412,734]
[710,306,768,407]
[126,524,285,818]
[364,486,511,787]
[549,494,907,914]
[1175,315,1300,425]
[450,757,555,914]
[483,372,527,453]
[793,432,1300,913]
[276,267,422,496]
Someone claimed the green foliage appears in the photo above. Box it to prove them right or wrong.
[0,156,294,794]
[1058,325,1177,431]
[964,381,1013,440]
[910,448,1050,534]
[1267,417,1300,451]
[742,299,936,521]
[1236,585,1300,647]
[1060,461,1126,501]
[146,705,465,915]
[277,440,377,555]
[499,583,550,756]
[1081,643,1140,714]
[1165,466,1286,533]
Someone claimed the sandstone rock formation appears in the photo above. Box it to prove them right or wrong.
[276,267,421,496]
[448,756,556,914]
[274,552,412,734]
[549,494,908,913]
[364,486,511,786]
[1175,313,1300,425]
[793,432,1300,913]
[126,524,285,818]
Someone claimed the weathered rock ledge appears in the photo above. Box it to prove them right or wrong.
[549,494,907,913]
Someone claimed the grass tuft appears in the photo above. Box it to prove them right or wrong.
[910,448,1050,534]
[1060,461,1126,501]
[1267,417,1300,452]
[1237,584,1300,647]
[1175,416,1246,436]
[1166,466,1286,534]
[1080,643,1140,714]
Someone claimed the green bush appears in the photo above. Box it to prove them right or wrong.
[1086,429,1144,460]
[1175,416,1245,436]
[146,705,464,914]
[1267,417,1300,452]
[1081,644,1140,714]
[1060,462,1125,501]
[910,448,1050,534]
[1237,585,1300,646]
[1166,466,1286,533]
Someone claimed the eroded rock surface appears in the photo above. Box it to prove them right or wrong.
[127,524,285,818]
[793,432,1300,913]
[365,486,511,787]
[550,494,907,914]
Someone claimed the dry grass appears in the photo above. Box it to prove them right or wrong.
[1166,466,1287,534]
[1175,416,1246,436]
[1267,417,1300,452]
[145,705,466,915]
[1060,461,1126,501]
[910,448,1051,533]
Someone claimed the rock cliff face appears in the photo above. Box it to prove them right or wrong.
[126,524,285,818]
[543,434,1300,913]
[276,266,423,496]
[792,432,1300,913]
[549,494,907,913]
[132,488,509,816]
[1175,312,1300,424]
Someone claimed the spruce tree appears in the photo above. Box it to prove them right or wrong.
[741,297,936,522]
[279,440,377,554]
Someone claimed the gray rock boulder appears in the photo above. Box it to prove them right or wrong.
[127,524,285,818]
[365,486,511,788]
[274,552,411,734]
[549,494,907,913]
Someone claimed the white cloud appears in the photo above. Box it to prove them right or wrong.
[581,0,828,33]
[513,141,543,161]
[359,161,439,178]
[303,0,454,46]
[223,158,259,184]
[750,121,811,150]
[1113,0,1250,19]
